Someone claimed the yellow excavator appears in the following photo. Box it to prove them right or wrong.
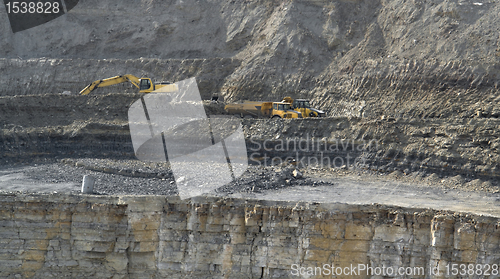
[79,74,177,95]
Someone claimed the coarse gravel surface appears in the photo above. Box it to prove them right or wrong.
[2,160,500,217]
[2,159,321,196]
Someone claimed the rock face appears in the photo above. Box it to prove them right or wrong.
[1,193,499,278]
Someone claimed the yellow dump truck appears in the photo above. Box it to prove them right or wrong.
[225,101,302,119]
[282,97,326,117]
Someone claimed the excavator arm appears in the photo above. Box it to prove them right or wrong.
[80,74,142,95]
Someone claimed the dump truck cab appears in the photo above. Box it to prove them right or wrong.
[271,102,302,118]
[282,97,326,117]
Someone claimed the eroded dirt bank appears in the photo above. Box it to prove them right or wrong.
[1,0,500,183]
[2,0,500,116]
[1,1,500,193]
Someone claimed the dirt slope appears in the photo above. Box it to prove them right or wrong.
[0,0,499,194]
[1,0,500,117]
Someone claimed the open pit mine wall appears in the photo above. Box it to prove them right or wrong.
[1,193,499,279]
[3,0,500,118]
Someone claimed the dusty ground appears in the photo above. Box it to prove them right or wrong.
[1,0,499,216]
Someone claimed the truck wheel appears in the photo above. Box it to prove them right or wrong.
[309,112,317,117]
[272,115,281,119]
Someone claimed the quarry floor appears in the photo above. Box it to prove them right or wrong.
[1,162,499,218]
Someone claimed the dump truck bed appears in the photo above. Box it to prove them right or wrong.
[225,101,273,117]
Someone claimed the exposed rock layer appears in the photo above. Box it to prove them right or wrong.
[0,193,499,278]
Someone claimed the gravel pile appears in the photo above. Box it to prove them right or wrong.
[19,158,327,196]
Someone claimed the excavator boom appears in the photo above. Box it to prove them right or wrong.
[80,75,142,95]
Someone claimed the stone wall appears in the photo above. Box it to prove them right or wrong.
[0,193,499,278]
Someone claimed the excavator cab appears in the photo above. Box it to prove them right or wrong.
[139,79,152,91]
